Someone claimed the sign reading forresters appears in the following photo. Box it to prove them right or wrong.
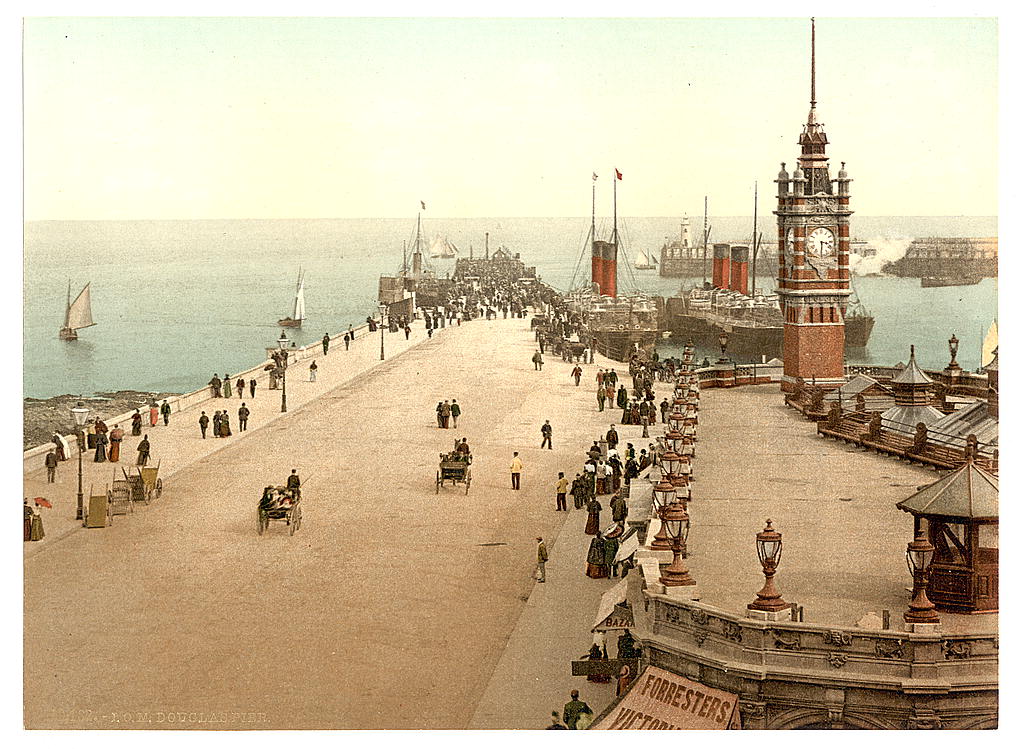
[593,666,740,730]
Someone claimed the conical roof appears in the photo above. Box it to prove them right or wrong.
[892,345,932,385]
[984,348,998,372]
[896,461,998,520]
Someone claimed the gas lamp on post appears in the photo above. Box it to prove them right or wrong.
[947,333,960,370]
[71,401,90,521]
[658,500,696,587]
[276,330,289,413]
[718,330,730,363]
[747,519,788,613]
[904,528,940,625]
[649,479,676,551]
[379,303,388,361]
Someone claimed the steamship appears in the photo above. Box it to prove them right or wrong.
[661,241,874,359]
[570,176,659,362]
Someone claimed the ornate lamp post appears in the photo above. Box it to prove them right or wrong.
[718,330,730,361]
[379,303,388,361]
[659,500,696,587]
[71,401,90,520]
[664,427,685,454]
[947,333,960,370]
[276,330,289,413]
[747,519,788,612]
[649,479,676,550]
[904,528,941,624]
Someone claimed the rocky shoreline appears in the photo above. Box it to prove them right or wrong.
[23,390,178,450]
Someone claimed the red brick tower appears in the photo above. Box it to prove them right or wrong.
[775,18,852,392]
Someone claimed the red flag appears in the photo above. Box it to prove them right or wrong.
[615,169,623,180]
[421,201,426,210]
[592,172,598,181]
[34,497,52,508]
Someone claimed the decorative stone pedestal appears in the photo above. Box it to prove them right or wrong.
[746,607,793,622]
[905,622,941,634]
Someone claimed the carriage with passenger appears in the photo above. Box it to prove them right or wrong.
[436,446,472,494]
[257,486,302,535]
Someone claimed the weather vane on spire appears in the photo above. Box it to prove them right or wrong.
[810,17,816,109]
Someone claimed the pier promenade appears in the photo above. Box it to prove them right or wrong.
[23,313,634,729]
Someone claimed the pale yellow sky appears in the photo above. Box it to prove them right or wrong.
[23,16,998,219]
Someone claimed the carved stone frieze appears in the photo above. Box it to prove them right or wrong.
[827,653,848,669]
[690,609,709,626]
[874,639,905,660]
[722,621,742,643]
[771,630,801,651]
[693,630,708,647]
[943,640,972,660]
[822,630,852,647]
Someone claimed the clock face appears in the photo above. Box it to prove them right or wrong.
[806,227,835,258]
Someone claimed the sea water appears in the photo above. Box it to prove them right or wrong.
[23,217,997,398]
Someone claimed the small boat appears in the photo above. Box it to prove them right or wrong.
[429,235,458,259]
[981,320,997,368]
[921,275,982,288]
[277,271,306,328]
[634,249,657,270]
[59,281,96,340]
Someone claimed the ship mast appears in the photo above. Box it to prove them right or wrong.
[702,196,709,286]
[751,182,758,296]
[63,280,71,329]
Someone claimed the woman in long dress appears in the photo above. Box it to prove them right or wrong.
[584,498,602,535]
[131,410,142,436]
[52,433,66,461]
[107,425,124,462]
[148,402,159,427]
[219,411,232,437]
[586,533,608,579]
[222,375,232,398]
[93,431,108,462]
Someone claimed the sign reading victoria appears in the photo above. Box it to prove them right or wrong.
[593,666,740,730]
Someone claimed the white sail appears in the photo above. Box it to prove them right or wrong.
[292,273,306,321]
[981,320,997,367]
[635,250,648,267]
[429,236,456,258]
[66,283,95,331]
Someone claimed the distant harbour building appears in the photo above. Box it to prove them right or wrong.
[882,237,997,279]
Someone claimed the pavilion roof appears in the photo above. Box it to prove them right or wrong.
[896,461,999,520]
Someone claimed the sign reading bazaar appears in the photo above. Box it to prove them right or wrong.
[593,666,740,730]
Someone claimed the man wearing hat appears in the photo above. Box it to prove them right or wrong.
[535,536,548,583]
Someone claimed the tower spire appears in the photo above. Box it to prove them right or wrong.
[811,17,816,109]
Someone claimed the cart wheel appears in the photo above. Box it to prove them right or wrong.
[436,471,441,494]
[257,511,265,536]
[155,478,163,498]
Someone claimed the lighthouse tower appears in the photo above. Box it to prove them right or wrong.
[774,18,852,392]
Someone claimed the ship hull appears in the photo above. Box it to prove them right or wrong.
[588,328,659,362]
[661,311,874,357]
[58,327,78,341]
[277,318,302,328]
[920,275,983,288]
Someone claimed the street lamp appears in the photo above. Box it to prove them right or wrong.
[649,479,676,550]
[379,303,388,361]
[718,330,730,361]
[947,333,960,370]
[747,519,788,612]
[659,500,696,587]
[904,528,940,625]
[276,330,289,413]
[71,401,90,520]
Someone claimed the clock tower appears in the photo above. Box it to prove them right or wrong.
[775,18,852,392]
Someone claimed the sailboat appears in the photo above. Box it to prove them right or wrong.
[58,281,96,340]
[634,249,657,270]
[981,320,998,368]
[277,270,306,328]
[429,235,458,259]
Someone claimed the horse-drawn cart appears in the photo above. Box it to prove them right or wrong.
[436,453,472,494]
[257,486,302,536]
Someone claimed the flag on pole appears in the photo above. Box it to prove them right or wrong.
[592,172,598,181]
[421,201,426,210]
[615,169,623,180]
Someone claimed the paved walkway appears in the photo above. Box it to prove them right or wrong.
[23,314,655,729]
[23,319,433,557]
